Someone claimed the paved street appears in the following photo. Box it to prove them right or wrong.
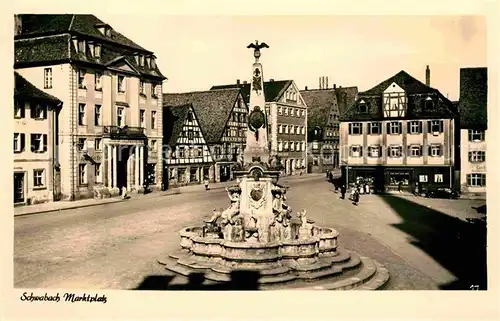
[14,175,486,290]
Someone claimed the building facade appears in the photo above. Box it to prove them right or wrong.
[458,67,487,196]
[211,79,308,176]
[339,68,458,193]
[164,88,248,183]
[14,14,166,200]
[301,77,358,173]
[163,104,214,187]
[14,72,62,205]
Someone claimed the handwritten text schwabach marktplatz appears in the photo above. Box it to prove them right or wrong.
[20,292,107,303]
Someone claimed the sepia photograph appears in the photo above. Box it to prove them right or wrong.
[3,1,499,319]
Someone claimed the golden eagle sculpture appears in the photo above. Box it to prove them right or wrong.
[247,40,269,60]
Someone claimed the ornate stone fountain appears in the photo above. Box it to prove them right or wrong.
[159,41,390,290]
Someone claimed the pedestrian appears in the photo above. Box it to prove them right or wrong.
[340,184,346,199]
[204,177,210,190]
[352,185,360,206]
[398,180,403,193]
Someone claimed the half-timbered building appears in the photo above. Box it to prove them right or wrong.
[339,67,459,193]
[164,88,248,182]
[163,104,213,186]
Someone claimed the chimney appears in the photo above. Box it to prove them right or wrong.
[305,86,308,91]
[14,14,22,35]
[236,79,240,85]
[333,84,336,89]
[326,77,328,89]
[243,81,247,84]
[425,65,430,86]
[269,78,274,82]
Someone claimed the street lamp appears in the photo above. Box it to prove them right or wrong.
[341,161,349,187]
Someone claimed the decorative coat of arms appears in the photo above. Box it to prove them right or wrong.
[248,106,266,141]
[248,183,267,209]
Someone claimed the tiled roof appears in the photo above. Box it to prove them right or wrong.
[335,87,358,115]
[163,104,192,147]
[341,70,455,121]
[210,80,293,103]
[459,67,487,129]
[14,71,61,104]
[300,89,338,129]
[14,15,166,80]
[164,89,241,144]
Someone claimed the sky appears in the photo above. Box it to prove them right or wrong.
[98,15,486,101]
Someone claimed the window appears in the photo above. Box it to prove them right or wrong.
[95,72,103,91]
[388,121,402,135]
[468,130,485,142]
[151,83,158,97]
[301,142,306,151]
[78,40,86,53]
[284,141,289,150]
[94,105,101,126]
[348,123,362,135]
[409,145,422,157]
[140,81,145,95]
[94,44,101,58]
[312,142,319,150]
[301,126,305,135]
[278,106,282,115]
[359,102,368,113]
[95,138,102,151]
[95,163,102,183]
[367,145,381,158]
[467,173,486,187]
[284,125,289,134]
[290,126,295,134]
[31,104,47,119]
[350,145,362,157]
[434,174,444,183]
[301,110,305,117]
[117,75,125,93]
[151,140,157,151]
[30,134,46,153]
[14,133,25,153]
[284,108,289,115]
[290,142,295,151]
[388,145,402,158]
[187,130,194,140]
[278,124,283,133]
[419,175,428,183]
[78,69,86,89]
[117,107,124,126]
[408,121,422,134]
[295,142,300,151]
[313,158,319,166]
[278,141,283,151]
[151,111,157,129]
[44,68,52,89]
[368,122,381,135]
[33,169,45,187]
[187,111,194,122]
[429,144,442,157]
[79,164,87,185]
[77,138,87,151]
[14,101,24,118]
[428,120,443,134]
[425,97,434,110]
[140,110,145,128]
[469,151,486,162]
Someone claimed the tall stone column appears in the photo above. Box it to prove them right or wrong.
[135,146,140,188]
[127,152,132,190]
[107,144,113,188]
[139,145,144,186]
[112,145,117,188]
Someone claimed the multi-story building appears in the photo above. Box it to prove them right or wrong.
[164,88,248,182]
[14,14,166,200]
[211,79,308,176]
[300,77,358,173]
[14,72,62,205]
[458,67,487,196]
[339,67,458,193]
[163,103,214,187]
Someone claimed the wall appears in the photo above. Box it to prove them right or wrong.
[460,129,487,194]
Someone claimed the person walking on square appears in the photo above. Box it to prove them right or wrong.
[340,184,346,199]
[352,185,360,206]
[204,176,210,191]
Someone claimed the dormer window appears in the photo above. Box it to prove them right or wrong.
[145,57,150,68]
[425,97,434,110]
[88,42,94,57]
[359,100,368,113]
[139,56,144,67]
[150,57,156,69]
[106,28,112,37]
[94,44,101,58]
[78,40,86,54]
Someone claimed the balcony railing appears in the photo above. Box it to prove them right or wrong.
[103,126,146,140]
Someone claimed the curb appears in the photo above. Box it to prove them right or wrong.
[14,190,182,218]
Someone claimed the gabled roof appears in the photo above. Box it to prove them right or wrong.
[15,14,147,51]
[14,15,166,80]
[340,70,455,121]
[210,80,293,104]
[300,89,338,129]
[361,70,435,95]
[163,104,192,147]
[163,88,241,144]
[14,71,61,104]
[459,67,487,129]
